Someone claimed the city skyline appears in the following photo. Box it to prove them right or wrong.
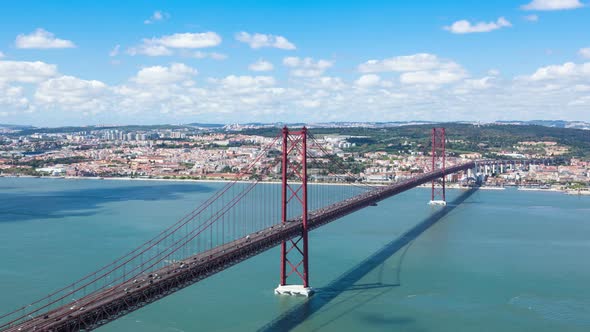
[0,0,589,126]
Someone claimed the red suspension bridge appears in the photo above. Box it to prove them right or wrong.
[0,127,552,332]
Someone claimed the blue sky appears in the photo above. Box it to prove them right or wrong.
[0,0,589,126]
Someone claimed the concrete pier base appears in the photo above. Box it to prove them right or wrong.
[274,284,314,297]
[428,200,447,206]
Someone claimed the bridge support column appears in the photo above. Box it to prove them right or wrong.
[428,127,446,206]
[275,126,313,297]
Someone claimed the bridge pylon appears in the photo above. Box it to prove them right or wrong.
[275,126,314,297]
[428,127,447,206]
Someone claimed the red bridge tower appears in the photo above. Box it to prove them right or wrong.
[275,127,313,297]
[429,127,447,206]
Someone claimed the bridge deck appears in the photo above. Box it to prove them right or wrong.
[6,162,475,332]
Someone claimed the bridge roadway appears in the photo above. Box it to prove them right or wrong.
[7,162,476,332]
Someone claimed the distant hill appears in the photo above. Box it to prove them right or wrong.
[2,120,589,133]
[224,120,589,130]
[237,123,590,158]
[9,124,189,136]
[185,123,225,128]
[0,124,35,130]
[308,121,437,128]
[495,120,590,130]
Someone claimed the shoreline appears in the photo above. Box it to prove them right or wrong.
[417,183,506,190]
[0,174,378,187]
[517,187,562,192]
[1,174,588,195]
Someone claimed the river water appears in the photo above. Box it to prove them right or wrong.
[0,177,589,331]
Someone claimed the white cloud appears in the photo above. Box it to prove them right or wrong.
[0,60,58,83]
[355,74,381,88]
[568,95,590,106]
[453,77,495,94]
[488,69,501,76]
[249,60,274,72]
[444,17,512,34]
[358,53,452,73]
[401,69,467,85]
[155,32,221,48]
[0,51,4,59]
[209,53,228,60]
[522,62,590,81]
[524,14,539,21]
[235,32,296,50]
[357,53,467,86]
[131,63,198,85]
[109,45,120,57]
[128,32,222,56]
[521,0,584,11]
[15,28,76,49]
[215,75,276,89]
[283,57,333,77]
[35,76,109,112]
[144,10,170,24]
[188,51,228,60]
[0,84,30,112]
[579,47,590,59]
[283,57,301,67]
[300,99,321,108]
[574,84,590,92]
[304,76,347,91]
[3,55,590,125]
[128,44,172,56]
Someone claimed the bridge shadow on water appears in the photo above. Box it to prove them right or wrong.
[257,188,479,332]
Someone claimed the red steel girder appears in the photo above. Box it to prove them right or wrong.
[279,126,310,288]
[431,127,446,202]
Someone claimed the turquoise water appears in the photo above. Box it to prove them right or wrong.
[1,177,589,331]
